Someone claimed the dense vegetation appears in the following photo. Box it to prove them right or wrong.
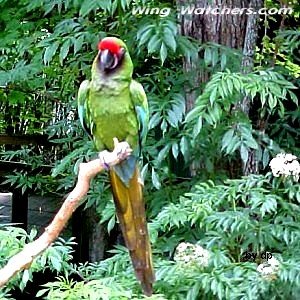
[0,0,299,299]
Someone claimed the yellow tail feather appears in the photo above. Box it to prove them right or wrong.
[110,167,155,296]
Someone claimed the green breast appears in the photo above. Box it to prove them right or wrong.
[88,82,138,151]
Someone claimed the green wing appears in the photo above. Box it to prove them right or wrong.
[130,80,149,154]
[77,80,92,138]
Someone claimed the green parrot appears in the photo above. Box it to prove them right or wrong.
[77,37,154,296]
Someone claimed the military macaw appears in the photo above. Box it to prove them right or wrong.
[77,37,154,296]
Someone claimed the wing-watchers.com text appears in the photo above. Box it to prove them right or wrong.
[132,5,293,18]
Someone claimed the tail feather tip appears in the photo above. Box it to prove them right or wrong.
[142,283,153,297]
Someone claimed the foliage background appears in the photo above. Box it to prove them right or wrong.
[0,0,299,299]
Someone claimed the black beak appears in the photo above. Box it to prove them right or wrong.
[99,49,117,71]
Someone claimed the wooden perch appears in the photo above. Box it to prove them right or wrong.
[0,138,132,288]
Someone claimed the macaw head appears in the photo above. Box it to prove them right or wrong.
[97,37,127,72]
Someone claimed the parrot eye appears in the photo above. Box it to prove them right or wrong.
[119,47,125,59]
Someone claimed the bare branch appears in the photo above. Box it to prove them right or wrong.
[0,138,132,287]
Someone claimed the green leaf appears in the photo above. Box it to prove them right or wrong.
[226,136,240,154]
[151,168,161,189]
[244,134,258,149]
[227,78,234,95]
[163,28,176,52]
[147,34,161,53]
[107,216,116,234]
[36,289,49,298]
[262,148,270,169]
[73,157,83,175]
[268,94,277,110]
[157,144,171,163]
[193,116,202,137]
[59,39,70,65]
[167,109,178,127]
[172,142,179,159]
[185,105,203,123]
[21,270,30,290]
[80,0,97,16]
[137,24,155,40]
[232,76,241,92]
[211,48,218,66]
[221,128,234,151]
[138,27,153,47]
[149,112,161,129]
[140,163,148,183]
[29,227,38,241]
[221,79,229,98]
[160,42,168,65]
[49,251,62,271]
[180,136,189,159]
[240,124,258,149]
[120,0,130,10]
[74,35,84,54]
[240,143,249,165]
[209,88,218,105]
[289,91,298,105]
[261,89,266,107]
[204,47,212,65]
[161,119,167,134]
[260,196,277,217]
[220,53,227,70]
[44,42,59,65]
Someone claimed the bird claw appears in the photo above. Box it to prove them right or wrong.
[113,138,133,161]
[98,151,110,170]
[98,138,133,170]
[117,145,131,160]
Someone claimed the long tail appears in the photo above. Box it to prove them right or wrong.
[109,166,155,296]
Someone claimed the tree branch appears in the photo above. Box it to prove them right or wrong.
[0,138,132,288]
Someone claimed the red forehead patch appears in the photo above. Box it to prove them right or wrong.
[98,38,120,54]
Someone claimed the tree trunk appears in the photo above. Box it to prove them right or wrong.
[177,0,248,110]
[86,205,107,262]
[72,204,106,262]
[236,0,263,175]
[177,0,262,176]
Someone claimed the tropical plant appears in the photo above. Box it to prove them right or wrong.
[0,0,299,299]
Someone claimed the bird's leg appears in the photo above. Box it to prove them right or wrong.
[98,150,111,170]
[113,137,133,161]
[98,138,133,170]
[113,138,143,185]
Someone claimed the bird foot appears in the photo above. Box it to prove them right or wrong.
[115,138,132,161]
[98,151,111,170]
[98,138,133,169]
